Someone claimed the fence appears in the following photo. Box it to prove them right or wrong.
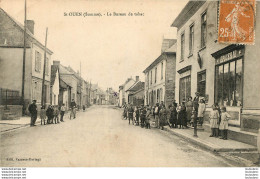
[0,88,21,106]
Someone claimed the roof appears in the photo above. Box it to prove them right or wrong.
[126,81,144,92]
[164,43,177,53]
[171,1,206,29]
[143,40,176,73]
[60,79,71,89]
[51,65,59,86]
[0,8,53,54]
[161,39,177,52]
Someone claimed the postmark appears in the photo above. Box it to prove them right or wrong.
[218,0,256,45]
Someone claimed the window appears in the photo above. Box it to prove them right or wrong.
[181,32,185,61]
[161,62,163,80]
[155,67,157,83]
[215,58,243,107]
[150,71,152,85]
[45,57,49,75]
[201,12,207,48]
[179,76,191,103]
[197,71,206,97]
[189,24,194,55]
[35,51,41,72]
[147,73,149,88]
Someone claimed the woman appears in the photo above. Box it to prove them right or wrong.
[178,102,187,129]
[197,99,206,126]
[186,96,193,126]
[159,105,167,130]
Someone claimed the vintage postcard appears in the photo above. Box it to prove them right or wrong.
[0,0,259,171]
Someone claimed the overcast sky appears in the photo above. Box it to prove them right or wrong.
[1,0,188,91]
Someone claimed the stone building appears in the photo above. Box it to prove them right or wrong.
[171,1,260,145]
[143,39,177,108]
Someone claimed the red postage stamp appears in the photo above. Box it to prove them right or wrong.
[218,0,256,45]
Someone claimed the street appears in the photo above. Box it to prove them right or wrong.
[0,105,248,167]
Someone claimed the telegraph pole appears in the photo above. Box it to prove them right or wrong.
[41,28,48,107]
[21,0,27,115]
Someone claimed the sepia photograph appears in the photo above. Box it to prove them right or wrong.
[0,0,260,173]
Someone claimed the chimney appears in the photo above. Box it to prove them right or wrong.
[26,20,35,34]
[136,76,139,82]
[53,61,60,66]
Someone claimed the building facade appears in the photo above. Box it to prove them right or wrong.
[172,1,260,132]
[143,40,177,108]
[0,8,53,112]
[118,77,136,106]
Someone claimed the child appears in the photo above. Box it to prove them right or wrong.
[209,104,220,137]
[190,109,197,127]
[197,99,206,126]
[53,105,60,124]
[219,106,231,140]
[40,105,46,125]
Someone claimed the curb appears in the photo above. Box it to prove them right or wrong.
[163,126,257,153]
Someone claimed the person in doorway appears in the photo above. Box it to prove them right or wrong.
[60,103,66,122]
[28,100,38,127]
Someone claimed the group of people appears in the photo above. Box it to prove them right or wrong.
[28,99,78,127]
[122,91,231,140]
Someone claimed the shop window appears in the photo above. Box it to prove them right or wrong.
[179,76,191,103]
[215,58,243,107]
[197,71,206,97]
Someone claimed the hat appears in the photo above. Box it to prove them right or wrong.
[33,99,37,102]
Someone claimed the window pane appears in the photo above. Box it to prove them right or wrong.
[236,59,243,106]
[216,65,223,106]
[230,61,236,106]
[223,63,229,106]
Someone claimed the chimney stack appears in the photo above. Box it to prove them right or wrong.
[136,76,139,82]
[26,20,35,34]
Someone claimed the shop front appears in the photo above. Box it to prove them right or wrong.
[212,45,244,126]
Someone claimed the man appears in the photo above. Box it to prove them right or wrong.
[60,103,66,122]
[28,100,37,127]
[154,103,160,128]
[70,99,77,119]
[128,104,134,125]
[193,92,200,113]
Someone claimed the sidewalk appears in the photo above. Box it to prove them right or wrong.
[163,126,257,152]
[0,116,38,133]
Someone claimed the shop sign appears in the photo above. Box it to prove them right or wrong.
[216,48,244,65]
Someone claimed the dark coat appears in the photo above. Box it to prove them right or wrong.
[170,108,178,123]
[28,103,37,115]
[178,106,187,125]
[46,107,54,118]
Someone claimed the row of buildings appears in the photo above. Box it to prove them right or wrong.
[119,1,260,146]
[0,8,117,119]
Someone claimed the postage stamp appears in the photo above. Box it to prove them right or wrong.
[218,0,256,45]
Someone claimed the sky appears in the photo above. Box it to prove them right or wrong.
[0,0,188,91]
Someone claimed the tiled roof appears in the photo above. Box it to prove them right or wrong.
[126,81,144,92]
